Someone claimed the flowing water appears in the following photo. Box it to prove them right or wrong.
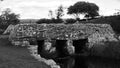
[53,56,120,68]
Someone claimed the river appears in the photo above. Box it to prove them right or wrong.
[53,55,120,68]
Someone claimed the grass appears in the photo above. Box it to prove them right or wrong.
[0,38,50,68]
[90,41,120,59]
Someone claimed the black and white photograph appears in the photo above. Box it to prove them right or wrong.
[0,0,120,68]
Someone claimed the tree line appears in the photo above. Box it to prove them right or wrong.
[36,1,99,24]
[0,1,100,27]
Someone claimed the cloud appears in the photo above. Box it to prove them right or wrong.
[0,0,120,19]
[18,6,49,19]
[116,0,120,1]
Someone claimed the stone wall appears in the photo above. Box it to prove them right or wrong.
[8,23,117,46]
[9,23,115,40]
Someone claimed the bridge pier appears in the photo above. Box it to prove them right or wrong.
[37,40,44,55]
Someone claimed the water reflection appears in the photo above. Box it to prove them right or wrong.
[54,56,120,68]
[54,56,88,68]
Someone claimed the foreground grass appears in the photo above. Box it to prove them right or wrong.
[0,38,50,68]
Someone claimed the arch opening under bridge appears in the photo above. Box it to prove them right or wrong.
[73,38,88,54]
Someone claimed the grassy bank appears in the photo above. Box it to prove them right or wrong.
[0,38,50,68]
[90,41,120,59]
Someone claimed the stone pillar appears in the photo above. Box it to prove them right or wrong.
[66,40,75,55]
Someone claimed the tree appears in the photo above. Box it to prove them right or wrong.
[0,8,20,29]
[55,5,64,20]
[67,1,99,20]
[48,5,64,23]
[1,8,20,25]
[48,10,54,19]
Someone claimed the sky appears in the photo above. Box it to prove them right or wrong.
[0,0,120,19]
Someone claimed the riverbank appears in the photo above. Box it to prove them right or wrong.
[0,38,50,68]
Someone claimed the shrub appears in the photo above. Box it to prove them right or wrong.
[65,18,76,24]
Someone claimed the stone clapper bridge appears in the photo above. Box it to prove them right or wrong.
[8,23,116,59]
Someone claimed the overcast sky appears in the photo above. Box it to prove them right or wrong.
[0,0,120,19]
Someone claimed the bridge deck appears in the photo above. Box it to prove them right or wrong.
[9,23,114,40]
